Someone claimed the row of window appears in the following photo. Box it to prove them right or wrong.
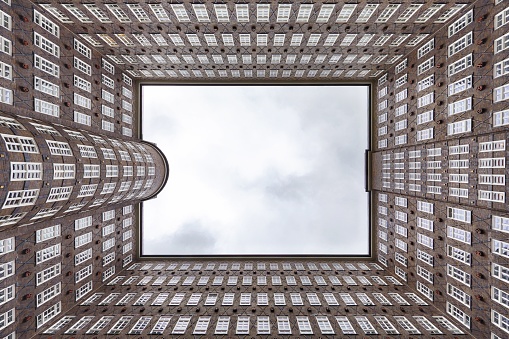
[42,313,463,336]
[42,2,465,26]
[130,261,382,272]
[1,130,153,161]
[11,162,154,181]
[74,32,431,51]
[380,140,506,160]
[122,67,381,79]
[81,290,425,308]
[107,273,401,287]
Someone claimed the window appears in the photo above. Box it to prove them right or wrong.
[447,264,471,286]
[449,10,473,37]
[355,316,377,334]
[448,97,472,116]
[37,302,61,328]
[36,224,61,243]
[494,239,509,259]
[449,32,473,57]
[10,162,43,181]
[2,189,39,209]
[418,57,434,75]
[34,54,59,77]
[74,232,92,249]
[46,186,72,202]
[236,316,250,335]
[34,32,59,57]
[448,283,471,307]
[447,302,470,328]
[417,233,433,249]
[447,119,471,135]
[447,226,471,244]
[36,263,60,286]
[447,207,471,223]
[495,32,509,54]
[448,54,472,76]
[495,7,509,29]
[492,310,509,334]
[34,10,58,37]
[34,76,59,97]
[34,98,59,117]
[418,39,435,59]
[296,316,313,335]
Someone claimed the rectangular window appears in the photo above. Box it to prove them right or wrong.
[34,54,59,77]
[34,10,58,37]
[36,263,60,286]
[73,93,91,110]
[495,32,509,55]
[495,7,509,30]
[447,207,471,223]
[34,76,59,97]
[418,57,434,75]
[448,97,472,116]
[34,98,58,117]
[449,10,473,37]
[34,32,59,57]
[447,119,471,135]
[447,264,471,286]
[449,32,473,57]
[418,39,435,59]
[494,239,509,259]
[447,302,470,328]
[448,54,472,76]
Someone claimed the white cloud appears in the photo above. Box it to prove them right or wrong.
[142,86,369,255]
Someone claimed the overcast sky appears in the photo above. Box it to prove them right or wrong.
[142,85,369,255]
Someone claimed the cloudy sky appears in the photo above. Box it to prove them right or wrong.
[142,85,369,255]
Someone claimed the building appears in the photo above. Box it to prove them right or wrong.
[0,0,508,337]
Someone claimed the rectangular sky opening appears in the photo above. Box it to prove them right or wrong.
[142,85,370,256]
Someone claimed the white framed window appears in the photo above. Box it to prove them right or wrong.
[214,316,230,335]
[448,97,472,116]
[418,39,435,59]
[495,7,509,30]
[448,283,471,307]
[447,245,471,265]
[34,98,58,117]
[495,32,509,54]
[417,92,434,107]
[36,264,60,286]
[0,62,12,80]
[10,162,42,181]
[417,233,433,249]
[34,32,59,57]
[34,54,59,77]
[447,226,471,244]
[449,32,473,57]
[418,57,434,74]
[493,215,509,234]
[494,239,509,259]
[355,316,377,335]
[447,119,471,135]
[493,263,509,285]
[449,10,473,37]
[447,302,470,328]
[447,265,471,286]
[102,120,114,132]
[34,10,58,37]
[447,207,471,223]
[448,54,472,76]
[74,232,92,249]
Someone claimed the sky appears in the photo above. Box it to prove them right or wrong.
[142,85,369,255]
